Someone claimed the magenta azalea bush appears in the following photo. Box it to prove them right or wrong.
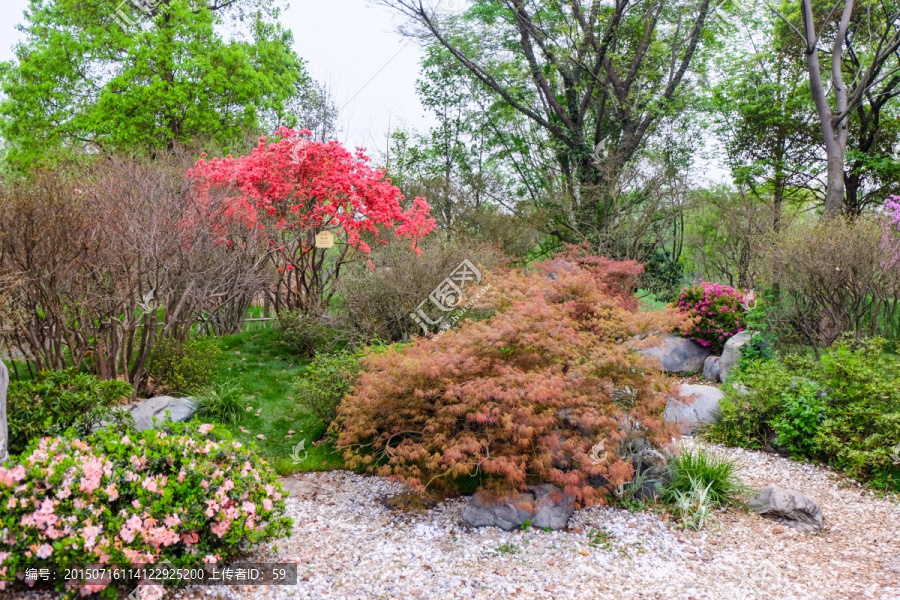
[676,280,747,352]
[0,422,291,597]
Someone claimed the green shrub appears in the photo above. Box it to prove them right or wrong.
[275,310,341,358]
[147,335,221,395]
[0,421,292,596]
[707,337,900,490]
[771,381,825,458]
[294,349,364,425]
[6,369,133,455]
[195,379,247,424]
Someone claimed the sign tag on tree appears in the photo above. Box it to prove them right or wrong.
[315,231,335,249]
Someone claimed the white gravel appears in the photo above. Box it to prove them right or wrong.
[7,441,900,599]
[177,440,900,600]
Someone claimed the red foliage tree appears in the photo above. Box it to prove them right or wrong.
[188,128,435,312]
[334,256,691,505]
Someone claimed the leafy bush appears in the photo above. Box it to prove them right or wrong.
[763,216,900,352]
[195,380,247,424]
[6,370,133,455]
[334,256,691,504]
[147,335,221,395]
[336,237,507,342]
[275,310,341,358]
[294,349,364,425]
[676,280,748,352]
[0,421,291,595]
[707,337,900,490]
[770,381,825,457]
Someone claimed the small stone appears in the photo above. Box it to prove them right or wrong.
[773,527,785,534]
[580,549,589,556]
[257,434,266,440]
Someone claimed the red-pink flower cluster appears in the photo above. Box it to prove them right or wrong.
[676,280,747,352]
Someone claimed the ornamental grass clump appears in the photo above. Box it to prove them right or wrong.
[334,256,691,505]
[0,422,291,596]
[676,281,747,352]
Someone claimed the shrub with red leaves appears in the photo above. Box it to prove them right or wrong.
[334,256,690,505]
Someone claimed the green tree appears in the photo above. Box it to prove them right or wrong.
[0,0,319,167]
[710,7,820,232]
[379,0,720,243]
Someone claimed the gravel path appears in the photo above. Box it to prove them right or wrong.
[172,440,900,600]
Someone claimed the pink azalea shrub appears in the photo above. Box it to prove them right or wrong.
[0,422,291,596]
[676,281,747,353]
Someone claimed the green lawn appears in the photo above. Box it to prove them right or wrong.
[205,328,345,476]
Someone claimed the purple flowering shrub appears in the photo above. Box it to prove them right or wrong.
[0,421,291,596]
[676,281,747,353]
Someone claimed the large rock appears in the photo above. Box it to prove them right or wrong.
[749,487,824,532]
[717,331,754,382]
[461,484,575,531]
[665,384,724,435]
[125,396,197,432]
[0,360,8,462]
[703,356,721,383]
[637,334,711,374]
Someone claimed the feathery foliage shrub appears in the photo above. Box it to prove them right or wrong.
[334,256,691,504]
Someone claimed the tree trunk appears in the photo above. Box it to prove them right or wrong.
[801,0,853,217]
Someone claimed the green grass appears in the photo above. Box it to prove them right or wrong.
[204,328,345,476]
[636,289,670,312]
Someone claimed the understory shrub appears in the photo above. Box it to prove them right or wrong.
[0,421,291,596]
[706,337,900,490]
[147,335,221,396]
[274,310,342,358]
[676,280,747,352]
[336,237,507,342]
[334,256,691,505]
[294,349,365,425]
[763,216,900,351]
[6,370,133,455]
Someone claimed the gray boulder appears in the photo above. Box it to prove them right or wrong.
[461,484,574,531]
[637,334,711,374]
[749,487,824,532]
[665,384,724,435]
[703,356,721,383]
[124,396,198,432]
[717,331,755,382]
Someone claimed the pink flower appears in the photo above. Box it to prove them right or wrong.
[36,544,53,559]
[199,424,215,435]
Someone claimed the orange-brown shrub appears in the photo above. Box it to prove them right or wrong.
[334,256,690,505]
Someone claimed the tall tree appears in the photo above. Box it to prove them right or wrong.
[379,0,719,241]
[767,0,900,215]
[0,0,321,167]
[711,7,820,231]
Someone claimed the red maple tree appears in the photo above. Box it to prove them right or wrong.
[188,128,435,312]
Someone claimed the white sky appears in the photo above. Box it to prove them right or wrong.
[0,0,432,154]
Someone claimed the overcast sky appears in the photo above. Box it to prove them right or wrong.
[0,0,432,154]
